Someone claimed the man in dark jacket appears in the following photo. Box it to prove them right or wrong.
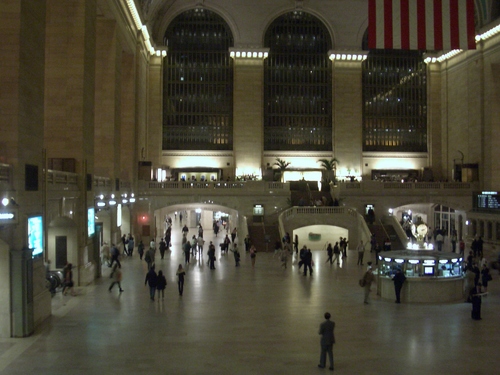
[318,312,335,370]
[298,246,307,270]
[304,249,313,276]
[392,268,406,303]
[144,266,158,301]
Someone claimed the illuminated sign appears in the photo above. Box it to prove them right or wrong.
[28,215,43,257]
[0,209,18,224]
[253,204,264,216]
[117,204,122,227]
[88,207,95,236]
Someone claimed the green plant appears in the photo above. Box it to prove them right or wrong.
[318,157,339,184]
[273,158,291,183]
[317,158,339,171]
[273,158,291,171]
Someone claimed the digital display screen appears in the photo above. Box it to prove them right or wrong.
[88,208,95,236]
[424,266,434,275]
[474,191,500,210]
[28,216,43,257]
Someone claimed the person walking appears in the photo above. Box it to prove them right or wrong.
[108,267,124,293]
[208,242,216,269]
[109,244,121,269]
[325,243,333,264]
[250,245,257,268]
[159,238,167,259]
[362,266,376,304]
[156,270,167,300]
[144,246,155,270]
[230,243,241,267]
[481,264,492,293]
[392,269,406,303]
[197,235,205,257]
[318,312,335,371]
[244,235,251,252]
[293,234,299,254]
[164,226,172,248]
[303,249,313,276]
[145,266,158,301]
[357,240,366,266]
[138,240,145,260]
[176,264,186,296]
[231,227,237,243]
[332,242,341,265]
[183,240,191,264]
[127,235,135,257]
[62,263,76,296]
[298,245,307,271]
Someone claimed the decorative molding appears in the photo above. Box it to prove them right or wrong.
[162,151,234,158]
[362,152,428,159]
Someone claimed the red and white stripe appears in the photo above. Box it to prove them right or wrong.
[368,0,476,50]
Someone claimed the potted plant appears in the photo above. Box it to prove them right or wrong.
[273,158,291,182]
[318,157,339,189]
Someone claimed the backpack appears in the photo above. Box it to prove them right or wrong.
[144,252,152,263]
[359,278,366,287]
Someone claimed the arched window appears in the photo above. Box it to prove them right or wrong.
[362,31,427,152]
[264,11,332,151]
[163,8,234,150]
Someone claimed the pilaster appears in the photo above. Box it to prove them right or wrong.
[231,49,267,177]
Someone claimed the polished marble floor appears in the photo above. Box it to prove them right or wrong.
[1,220,499,375]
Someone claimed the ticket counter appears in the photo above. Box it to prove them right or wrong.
[377,250,464,303]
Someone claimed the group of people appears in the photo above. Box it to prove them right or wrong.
[144,264,186,301]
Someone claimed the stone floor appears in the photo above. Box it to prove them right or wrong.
[1,220,499,375]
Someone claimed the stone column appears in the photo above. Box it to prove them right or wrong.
[0,0,47,337]
[45,0,97,286]
[120,53,137,183]
[331,59,363,179]
[147,55,163,172]
[232,52,266,178]
[94,19,120,181]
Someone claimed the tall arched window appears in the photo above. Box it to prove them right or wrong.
[362,32,427,152]
[264,11,332,151]
[163,8,233,150]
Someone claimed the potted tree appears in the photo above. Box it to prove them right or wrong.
[318,157,339,189]
[273,158,291,182]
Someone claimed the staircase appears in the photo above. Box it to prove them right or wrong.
[367,223,406,251]
[248,224,281,253]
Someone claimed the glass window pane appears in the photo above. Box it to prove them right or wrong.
[264,11,332,151]
[163,9,234,150]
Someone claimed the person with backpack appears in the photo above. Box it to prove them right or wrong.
[144,246,154,270]
[156,270,167,300]
[145,266,158,301]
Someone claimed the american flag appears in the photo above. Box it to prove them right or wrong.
[368,0,476,50]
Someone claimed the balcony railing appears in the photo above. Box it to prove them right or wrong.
[338,180,478,194]
[45,170,78,187]
[140,180,289,192]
